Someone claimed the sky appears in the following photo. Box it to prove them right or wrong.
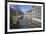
[19,5,32,13]
[10,4,32,13]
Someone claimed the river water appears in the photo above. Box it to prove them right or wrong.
[16,15,31,29]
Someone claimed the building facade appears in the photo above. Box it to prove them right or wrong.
[32,6,41,19]
[25,10,32,20]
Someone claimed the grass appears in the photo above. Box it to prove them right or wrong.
[12,16,19,24]
[10,16,19,29]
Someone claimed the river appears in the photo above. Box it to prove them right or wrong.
[16,15,31,29]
